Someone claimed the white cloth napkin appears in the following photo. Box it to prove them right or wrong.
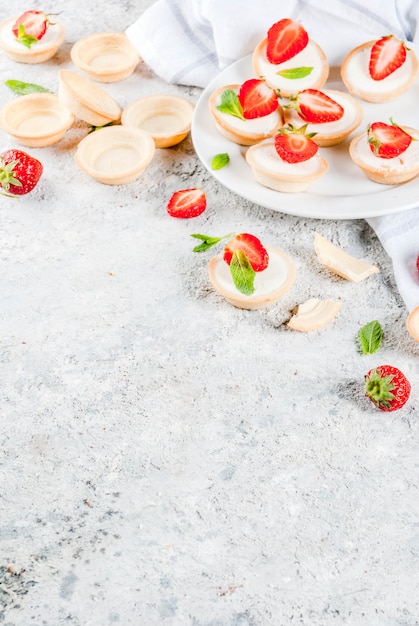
[126,0,419,311]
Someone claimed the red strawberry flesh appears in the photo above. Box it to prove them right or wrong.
[223,233,269,272]
[166,188,207,218]
[292,89,344,124]
[12,10,48,42]
[274,125,318,163]
[266,18,308,65]
[368,121,412,159]
[369,35,407,81]
[238,79,279,119]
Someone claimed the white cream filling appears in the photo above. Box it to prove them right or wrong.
[344,44,415,93]
[353,130,419,171]
[214,89,282,134]
[214,251,289,298]
[285,90,359,135]
[256,41,326,92]
[0,17,60,51]
[250,142,324,175]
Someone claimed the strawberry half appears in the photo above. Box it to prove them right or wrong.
[365,365,411,411]
[12,10,49,47]
[369,35,407,81]
[0,149,43,195]
[223,233,269,272]
[274,124,318,163]
[288,89,344,124]
[266,18,308,65]
[368,120,412,159]
[166,188,207,218]
[238,79,279,119]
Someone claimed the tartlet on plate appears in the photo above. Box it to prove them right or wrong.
[341,36,418,102]
[208,82,284,146]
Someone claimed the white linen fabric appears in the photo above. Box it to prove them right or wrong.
[126,0,419,311]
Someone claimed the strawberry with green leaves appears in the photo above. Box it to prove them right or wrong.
[217,79,279,120]
[0,149,43,196]
[266,18,308,65]
[368,119,413,159]
[223,233,269,273]
[12,10,50,48]
[274,124,318,163]
[365,365,411,411]
[369,35,407,81]
[287,89,344,124]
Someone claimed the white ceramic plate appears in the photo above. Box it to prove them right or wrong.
[191,51,419,220]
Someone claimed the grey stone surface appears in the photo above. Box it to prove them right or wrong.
[0,2,418,625]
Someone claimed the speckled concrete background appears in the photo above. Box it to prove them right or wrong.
[0,2,418,625]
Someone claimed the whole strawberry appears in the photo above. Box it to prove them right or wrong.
[0,149,43,195]
[365,365,411,411]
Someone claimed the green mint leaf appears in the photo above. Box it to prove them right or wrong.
[358,320,383,354]
[17,25,38,48]
[277,66,313,79]
[230,249,255,295]
[211,153,230,170]
[4,79,50,95]
[216,89,244,120]
[190,232,233,253]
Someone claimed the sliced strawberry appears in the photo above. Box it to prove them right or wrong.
[288,89,344,124]
[238,79,279,119]
[12,10,48,45]
[266,18,308,65]
[274,124,318,163]
[166,188,207,218]
[368,120,412,159]
[369,35,407,80]
[223,233,269,272]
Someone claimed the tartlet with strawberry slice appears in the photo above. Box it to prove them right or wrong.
[208,233,296,310]
[341,34,418,102]
[208,78,284,145]
[0,9,65,63]
[252,18,329,98]
[245,123,329,192]
[349,119,419,184]
[283,88,363,147]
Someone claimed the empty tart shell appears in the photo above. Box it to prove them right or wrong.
[208,84,284,146]
[283,90,364,147]
[71,32,140,82]
[0,17,65,64]
[246,140,328,192]
[208,247,296,310]
[75,125,155,185]
[406,306,419,341]
[58,70,121,126]
[0,92,74,147]
[341,40,419,102]
[349,125,419,185]
[287,298,342,331]
[252,38,329,98]
[122,94,194,148]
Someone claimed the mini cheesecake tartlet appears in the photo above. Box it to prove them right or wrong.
[246,124,328,192]
[341,35,418,102]
[252,18,329,98]
[349,120,419,185]
[208,233,295,310]
[209,79,284,145]
[0,11,65,64]
[283,88,364,147]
